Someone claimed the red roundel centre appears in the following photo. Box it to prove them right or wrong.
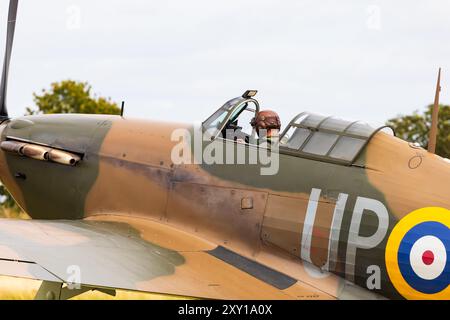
[422,250,434,265]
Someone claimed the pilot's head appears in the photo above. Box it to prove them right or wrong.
[250,110,281,139]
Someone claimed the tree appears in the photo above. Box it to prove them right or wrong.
[0,80,120,217]
[386,105,450,159]
[26,80,120,115]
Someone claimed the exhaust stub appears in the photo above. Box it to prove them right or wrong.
[0,140,26,154]
[21,144,51,161]
[48,149,81,166]
[1,140,81,166]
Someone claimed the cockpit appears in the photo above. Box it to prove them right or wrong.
[280,113,394,165]
[203,90,395,166]
[202,90,260,144]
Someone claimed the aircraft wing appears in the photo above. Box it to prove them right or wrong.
[0,215,336,300]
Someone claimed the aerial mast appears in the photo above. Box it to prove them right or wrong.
[428,68,441,154]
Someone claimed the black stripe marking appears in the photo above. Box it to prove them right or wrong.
[208,246,296,290]
[0,258,35,264]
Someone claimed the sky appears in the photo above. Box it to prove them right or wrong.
[1,0,450,128]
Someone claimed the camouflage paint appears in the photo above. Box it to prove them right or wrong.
[193,133,400,298]
[0,113,447,300]
[0,114,114,219]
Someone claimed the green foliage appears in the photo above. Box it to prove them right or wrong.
[0,184,18,209]
[0,80,120,218]
[26,80,120,115]
[387,105,450,158]
[0,184,28,219]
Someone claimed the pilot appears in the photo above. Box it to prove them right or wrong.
[250,110,281,146]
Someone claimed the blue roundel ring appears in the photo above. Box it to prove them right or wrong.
[397,221,449,294]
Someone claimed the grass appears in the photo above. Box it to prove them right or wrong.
[0,207,31,220]
[0,276,190,300]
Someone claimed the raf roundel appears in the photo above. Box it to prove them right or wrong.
[385,207,450,300]
[409,235,446,281]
